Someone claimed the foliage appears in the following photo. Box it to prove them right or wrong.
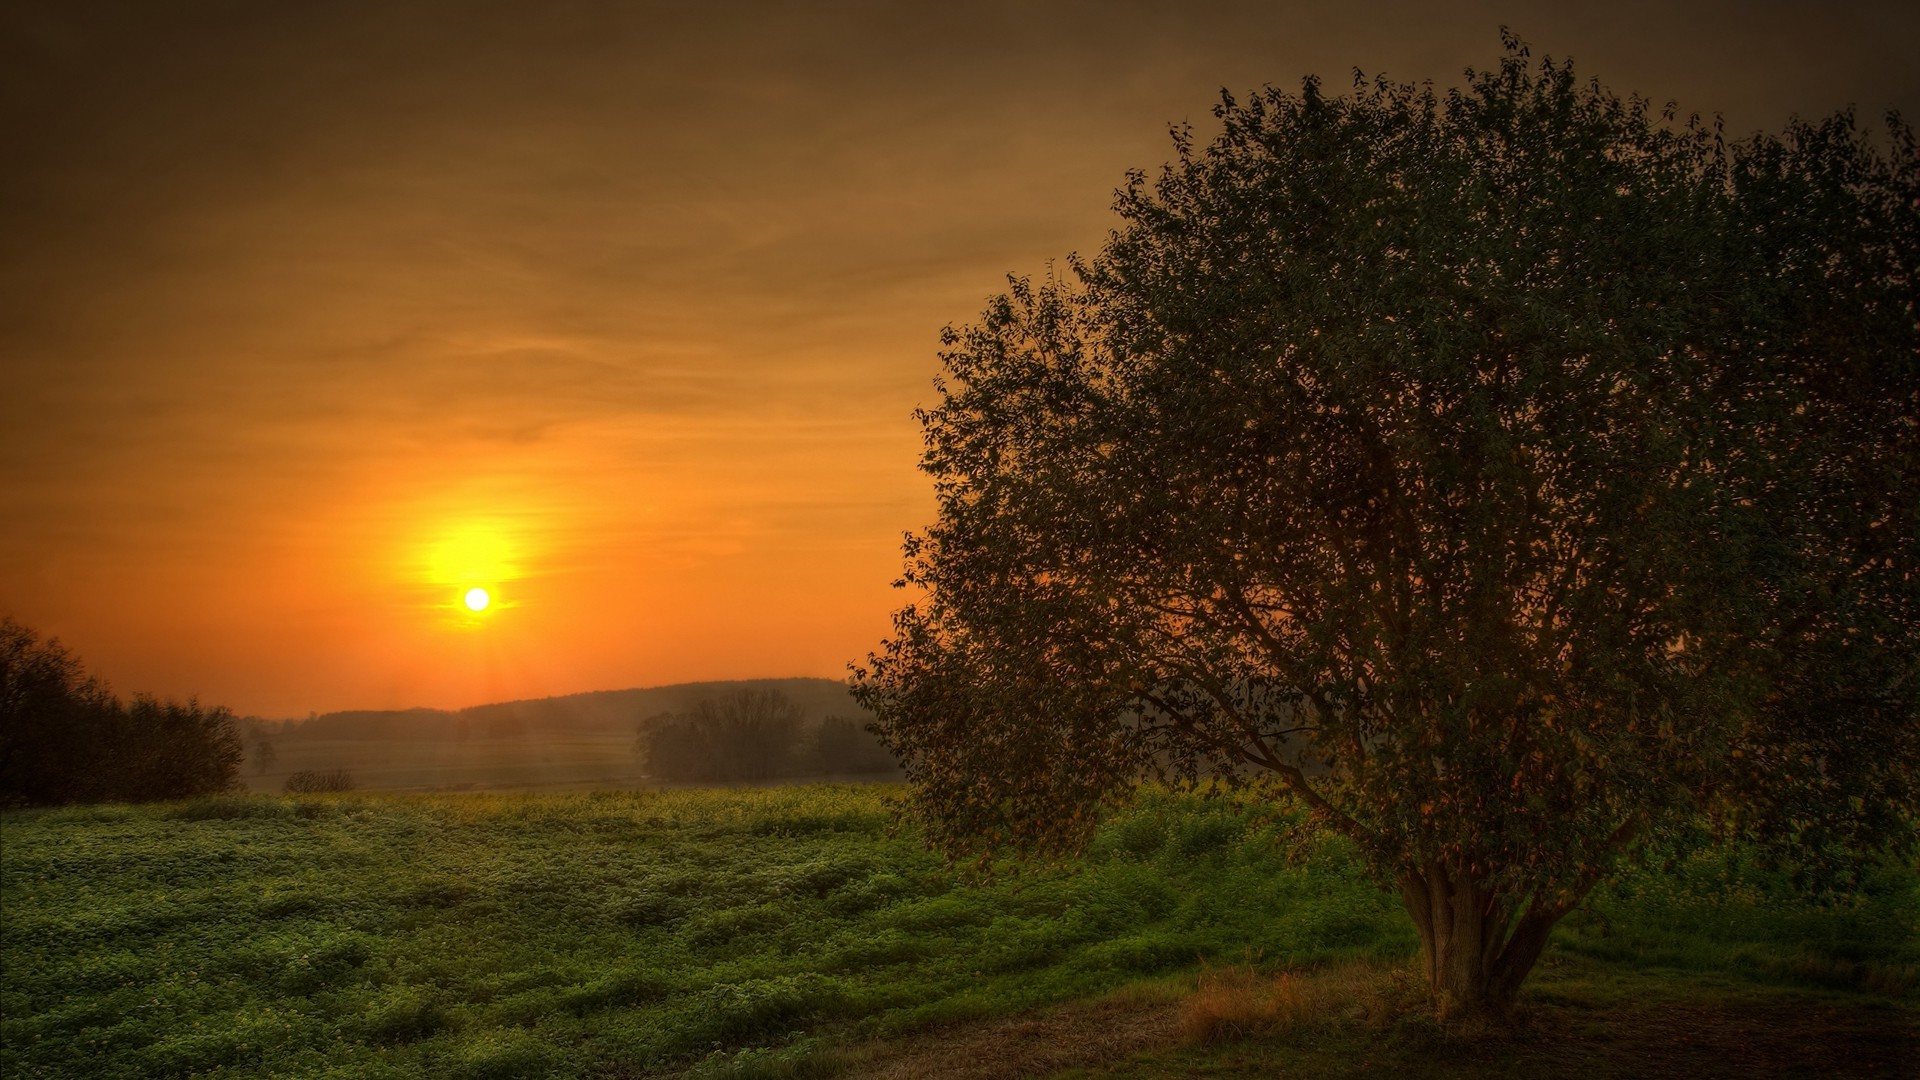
[243,724,278,775]
[636,690,897,783]
[637,688,808,782]
[811,715,900,776]
[0,618,117,806]
[853,34,1919,1016]
[2,786,1908,1079]
[0,618,242,806]
[283,769,355,794]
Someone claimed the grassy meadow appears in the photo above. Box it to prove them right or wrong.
[2,786,1914,1079]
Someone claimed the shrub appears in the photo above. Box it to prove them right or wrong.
[1179,959,1402,1043]
[284,769,355,793]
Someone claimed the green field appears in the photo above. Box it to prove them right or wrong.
[1,786,1913,1079]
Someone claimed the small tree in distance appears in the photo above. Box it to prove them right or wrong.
[248,727,278,775]
[636,687,808,783]
[853,36,1917,1019]
[811,715,901,776]
[284,769,354,794]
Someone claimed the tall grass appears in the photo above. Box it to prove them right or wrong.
[1179,958,1412,1043]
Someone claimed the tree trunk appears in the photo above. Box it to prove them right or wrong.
[1398,860,1567,1022]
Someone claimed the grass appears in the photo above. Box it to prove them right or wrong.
[1,786,1912,1079]
[0,786,1402,1078]
[1177,958,1411,1044]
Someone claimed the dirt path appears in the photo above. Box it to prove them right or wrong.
[838,993,1185,1080]
[1514,996,1918,1080]
[831,980,1916,1080]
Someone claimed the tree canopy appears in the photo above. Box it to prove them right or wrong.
[852,37,1918,1017]
[634,687,897,783]
[1,617,243,806]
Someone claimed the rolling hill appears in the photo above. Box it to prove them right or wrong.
[240,678,881,793]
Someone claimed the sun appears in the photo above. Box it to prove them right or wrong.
[463,586,491,613]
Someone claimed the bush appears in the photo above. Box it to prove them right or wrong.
[1179,960,1405,1043]
[104,695,246,802]
[284,769,355,793]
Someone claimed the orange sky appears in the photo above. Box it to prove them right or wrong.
[3,1,1915,718]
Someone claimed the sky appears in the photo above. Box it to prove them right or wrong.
[3,0,1915,719]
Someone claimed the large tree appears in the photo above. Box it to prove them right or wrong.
[852,39,1918,1018]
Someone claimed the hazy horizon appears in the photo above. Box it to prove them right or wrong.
[265,672,856,725]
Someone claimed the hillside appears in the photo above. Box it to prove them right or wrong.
[239,678,879,794]
[272,677,864,739]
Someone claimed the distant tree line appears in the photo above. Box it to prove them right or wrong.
[634,687,897,784]
[0,618,242,806]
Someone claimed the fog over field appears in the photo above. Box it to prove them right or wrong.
[236,677,887,794]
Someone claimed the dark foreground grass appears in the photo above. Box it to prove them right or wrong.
[1053,956,1917,1080]
[1,786,1912,1079]
[1,787,1400,1079]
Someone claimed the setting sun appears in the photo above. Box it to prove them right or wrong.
[463,587,491,612]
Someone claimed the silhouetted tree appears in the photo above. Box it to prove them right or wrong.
[236,717,278,775]
[853,37,1918,1020]
[1,618,244,805]
[250,732,277,775]
[636,688,807,782]
[810,715,899,775]
[284,769,354,793]
[107,696,244,801]
[1,618,117,805]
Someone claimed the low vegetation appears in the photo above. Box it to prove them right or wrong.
[1,786,1911,1079]
[283,769,355,794]
[1178,958,1410,1044]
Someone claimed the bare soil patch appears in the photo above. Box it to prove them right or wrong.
[835,972,1916,1079]
[1511,996,1917,1080]
[840,992,1184,1080]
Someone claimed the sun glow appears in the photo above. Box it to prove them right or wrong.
[426,524,518,585]
[409,520,528,621]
